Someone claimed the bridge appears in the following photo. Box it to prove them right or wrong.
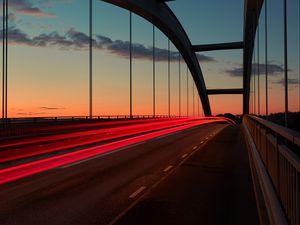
[0,0,300,225]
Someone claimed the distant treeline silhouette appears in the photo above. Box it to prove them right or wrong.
[216,113,241,124]
[216,112,300,133]
[261,112,300,132]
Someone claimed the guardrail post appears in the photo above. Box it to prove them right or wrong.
[244,115,300,225]
[297,172,299,225]
[277,136,282,199]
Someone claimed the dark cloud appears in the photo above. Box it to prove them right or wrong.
[93,34,214,62]
[2,0,54,17]
[96,35,113,46]
[4,27,32,45]
[0,26,214,63]
[33,32,73,48]
[66,28,90,48]
[225,67,243,77]
[225,63,285,77]
[273,78,300,86]
[196,54,215,62]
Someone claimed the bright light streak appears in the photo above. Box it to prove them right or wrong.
[1,118,177,148]
[1,118,199,162]
[0,118,226,184]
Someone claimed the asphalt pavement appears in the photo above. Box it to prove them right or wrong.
[0,123,226,225]
[114,125,259,225]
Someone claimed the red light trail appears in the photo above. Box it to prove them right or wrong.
[1,118,198,162]
[0,118,228,185]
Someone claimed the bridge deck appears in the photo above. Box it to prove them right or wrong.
[114,125,259,225]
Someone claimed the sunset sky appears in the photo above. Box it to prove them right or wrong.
[1,0,299,117]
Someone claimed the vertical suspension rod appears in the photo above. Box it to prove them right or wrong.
[257,0,260,115]
[152,25,156,117]
[5,0,7,119]
[186,66,189,117]
[192,82,195,116]
[178,54,181,117]
[89,0,93,119]
[2,0,6,119]
[168,39,170,117]
[283,0,288,127]
[129,11,133,118]
[265,0,269,118]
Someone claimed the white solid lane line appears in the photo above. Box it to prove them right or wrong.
[163,165,173,172]
[129,186,147,199]
[181,153,188,158]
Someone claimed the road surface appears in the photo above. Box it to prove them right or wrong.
[0,123,225,225]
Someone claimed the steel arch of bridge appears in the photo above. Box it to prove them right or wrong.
[102,0,264,115]
[243,0,264,114]
[101,0,211,115]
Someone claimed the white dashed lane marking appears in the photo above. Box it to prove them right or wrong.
[192,146,198,150]
[181,154,188,158]
[163,165,173,172]
[129,186,146,199]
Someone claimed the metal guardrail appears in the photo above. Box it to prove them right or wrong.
[0,115,181,137]
[243,115,300,225]
[0,115,176,124]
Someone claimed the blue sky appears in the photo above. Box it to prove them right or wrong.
[1,0,299,116]
[168,0,244,44]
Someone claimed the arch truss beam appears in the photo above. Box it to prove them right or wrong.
[243,0,264,114]
[192,42,244,52]
[101,0,212,115]
[207,89,244,95]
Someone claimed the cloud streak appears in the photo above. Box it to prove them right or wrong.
[39,107,66,110]
[1,26,215,63]
[2,0,54,17]
[96,35,214,62]
[225,63,285,77]
[273,78,300,86]
[16,112,46,116]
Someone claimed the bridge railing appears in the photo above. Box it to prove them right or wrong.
[0,114,176,123]
[0,115,183,138]
[243,115,300,225]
